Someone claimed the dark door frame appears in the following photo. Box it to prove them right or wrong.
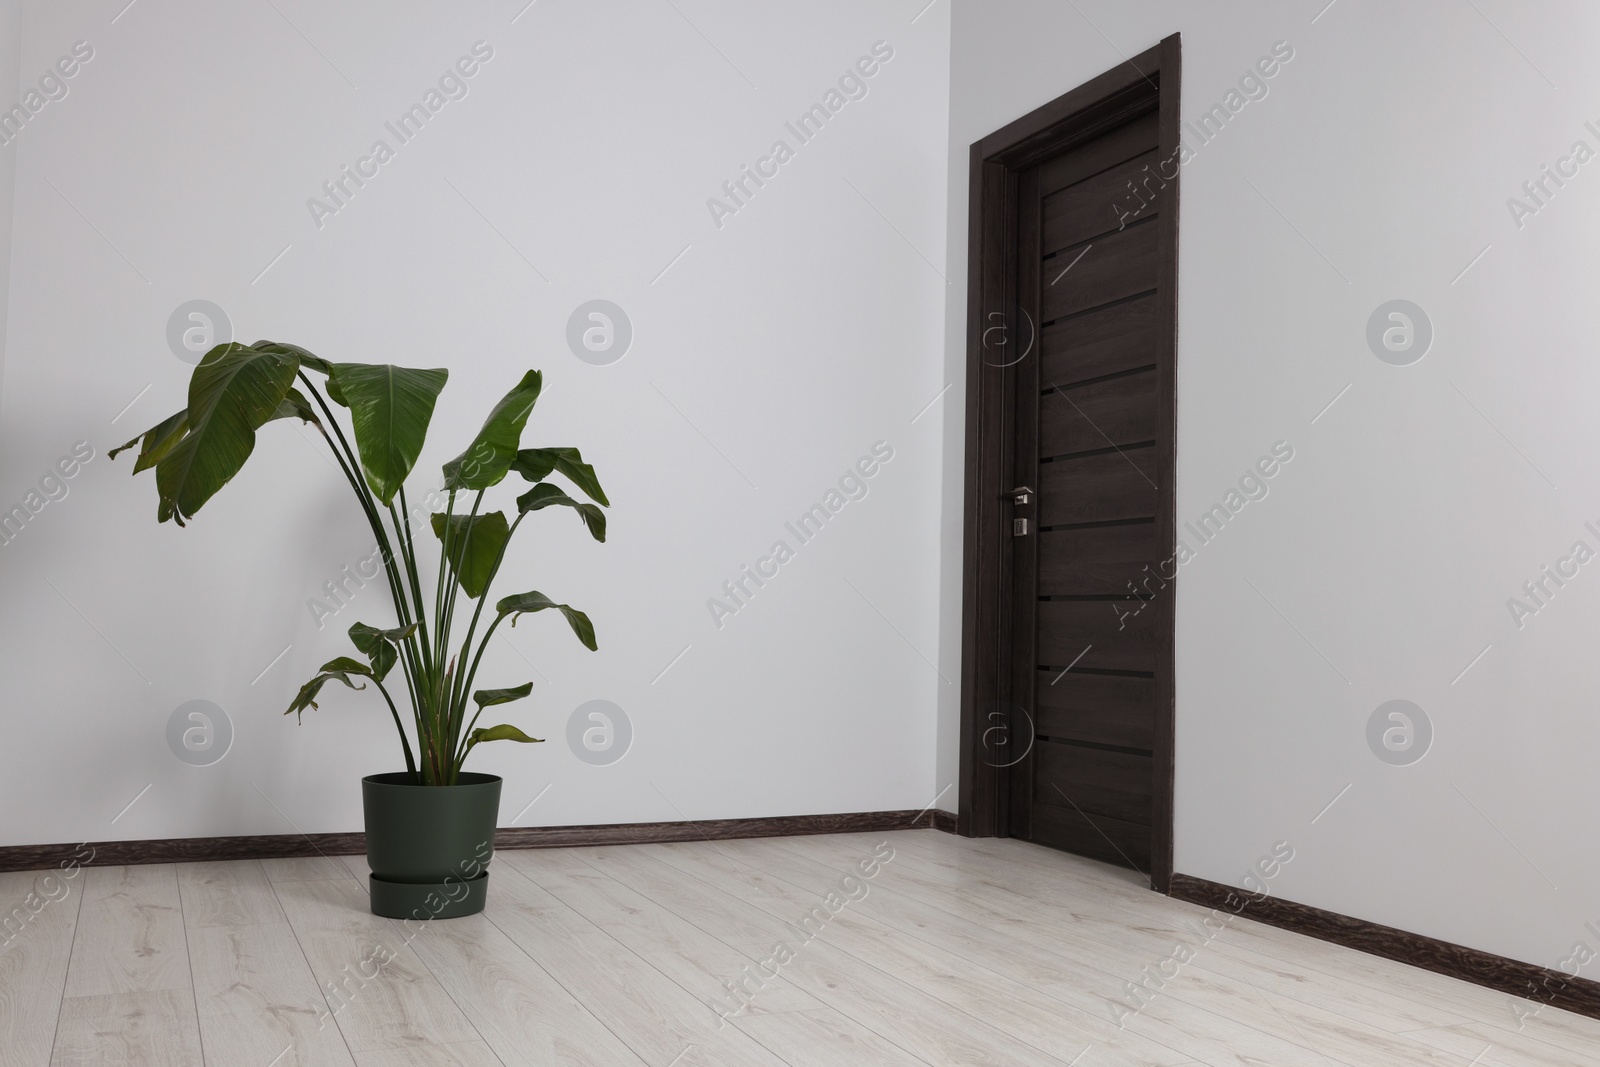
[957,34,1180,892]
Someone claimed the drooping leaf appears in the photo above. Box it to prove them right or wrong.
[348,622,419,650]
[473,682,533,709]
[285,656,374,721]
[512,447,609,506]
[517,482,606,542]
[368,640,397,681]
[348,621,418,682]
[430,511,511,599]
[253,340,332,376]
[265,387,320,427]
[109,409,188,474]
[254,340,343,404]
[495,590,597,650]
[465,723,543,748]
[442,370,543,490]
[153,342,301,525]
[328,363,449,505]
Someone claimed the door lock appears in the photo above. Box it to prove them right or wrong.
[1008,486,1033,536]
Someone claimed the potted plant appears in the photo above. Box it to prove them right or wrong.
[111,341,607,918]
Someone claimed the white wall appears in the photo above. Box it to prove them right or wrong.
[0,0,950,846]
[945,0,1600,977]
[0,0,19,406]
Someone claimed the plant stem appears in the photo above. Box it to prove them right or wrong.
[299,376,411,629]
[392,489,434,679]
[440,491,483,742]
[372,676,418,778]
[298,373,425,773]
[432,489,457,689]
[453,612,509,769]
[385,495,434,762]
[451,511,527,736]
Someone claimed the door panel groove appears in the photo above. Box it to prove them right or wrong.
[1037,110,1158,196]
[1036,665,1155,679]
[1041,516,1155,532]
[1035,737,1154,757]
[1043,149,1164,251]
[1041,286,1158,330]
[1038,594,1156,602]
[1041,373,1158,456]
[1042,209,1161,262]
[1040,440,1157,463]
[1043,362,1158,394]
[1041,223,1161,321]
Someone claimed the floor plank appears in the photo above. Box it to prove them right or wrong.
[488,871,792,1067]
[351,1040,505,1066]
[176,861,286,928]
[855,832,1600,1058]
[509,860,823,1016]
[733,1007,931,1066]
[495,847,602,874]
[687,837,1343,1067]
[186,922,356,1067]
[590,840,1173,1065]
[259,855,359,885]
[0,869,84,1067]
[401,905,650,1066]
[62,865,190,999]
[572,843,804,946]
[271,878,481,1054]
[817,833,1477,1037]
[652,839,1188,1066]
[49,989,203,1067]
[1402,1022,1595,1067]
[893,832,1548,1031]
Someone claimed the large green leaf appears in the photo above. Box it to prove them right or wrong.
[329,363,449,505]
[517,482,606,542]
[430,511,511,599]
[442,370,543,490]
[473,682,533,708]
[495,590,597,650]
[512,447,609,506]
[285,656,373,721]
[153,343,301,525]
[109,409,188,474]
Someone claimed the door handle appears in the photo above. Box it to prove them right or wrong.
[1007,486,1033,536]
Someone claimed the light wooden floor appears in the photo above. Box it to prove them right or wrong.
[0,830,1594,1066]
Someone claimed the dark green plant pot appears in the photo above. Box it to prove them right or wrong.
[361,772,501,920]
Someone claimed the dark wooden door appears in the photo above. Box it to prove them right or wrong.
[1007,110,1167,875]
[959,37,1178,889]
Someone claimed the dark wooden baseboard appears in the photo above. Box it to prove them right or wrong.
[0,809,951,874]
[1170,873,1600,1022]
